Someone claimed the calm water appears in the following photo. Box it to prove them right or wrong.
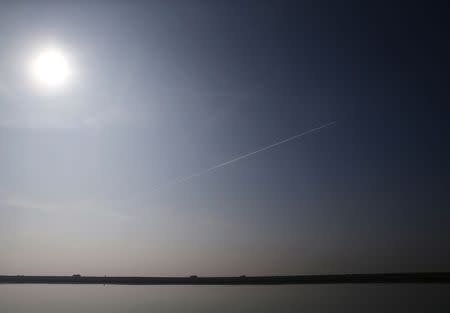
[1,284,449,313]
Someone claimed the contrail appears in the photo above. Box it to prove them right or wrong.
[151,121,336,192]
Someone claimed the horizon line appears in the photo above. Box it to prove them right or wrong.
[2,272,449,285]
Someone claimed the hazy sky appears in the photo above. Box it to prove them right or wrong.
[0,1,449,276]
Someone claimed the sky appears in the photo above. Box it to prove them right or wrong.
[0,1,449,276]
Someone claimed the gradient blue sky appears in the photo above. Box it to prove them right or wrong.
[0,1,449,276]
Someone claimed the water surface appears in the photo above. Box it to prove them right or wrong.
[1,284,449,313]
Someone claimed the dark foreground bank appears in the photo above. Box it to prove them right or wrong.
[1,273,449,285]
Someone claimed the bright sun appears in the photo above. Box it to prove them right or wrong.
[29,46,72,90]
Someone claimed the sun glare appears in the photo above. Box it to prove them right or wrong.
[29,46,72,90]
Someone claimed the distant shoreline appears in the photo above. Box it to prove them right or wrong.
[1,273,449,285]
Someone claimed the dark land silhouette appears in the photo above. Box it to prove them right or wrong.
[1,272,449,285]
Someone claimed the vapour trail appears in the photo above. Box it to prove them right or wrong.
[151,121,336,192]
